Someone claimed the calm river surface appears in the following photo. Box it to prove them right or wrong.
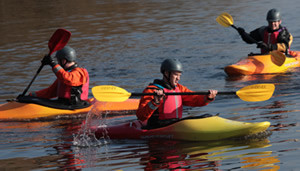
[1,0,300,170]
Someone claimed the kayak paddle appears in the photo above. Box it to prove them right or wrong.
[19,29,71,98]
[216,12,286,66]
[92,84,275,102]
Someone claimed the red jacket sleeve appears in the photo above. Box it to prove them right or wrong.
[177,84,213,107]
[53,65,88,86]
[35,79,58,99]
[136,85,161,121]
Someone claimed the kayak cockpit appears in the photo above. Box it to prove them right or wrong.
[16,96,91,110]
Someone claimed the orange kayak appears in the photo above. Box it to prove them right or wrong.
[0,97,139,121]
[225,51,300,76]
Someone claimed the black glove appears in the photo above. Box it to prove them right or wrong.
[41,55,57,67]
[256,42,271,51]
[16,94,23,100]
[237,27,245,35]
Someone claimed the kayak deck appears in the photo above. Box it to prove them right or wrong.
[94,116,271,141]
[0,98,139,121]
[225,51,300,76]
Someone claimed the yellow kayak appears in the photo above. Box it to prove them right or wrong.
[0,97,139,121]
[94,116,271,141]
[225,51,300,76]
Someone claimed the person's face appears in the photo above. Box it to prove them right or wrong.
[169,71,181,87]
[268,20,281,31]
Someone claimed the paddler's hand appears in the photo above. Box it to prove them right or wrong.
[153,89,164,105]
[207,89,218,101]
[256,42,274,51]
[237,27,245,35]
[41,54,57,67]
[16,94,23,100]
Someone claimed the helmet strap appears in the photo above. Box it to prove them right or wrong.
[58,59,67,68]
[163,71,175,89]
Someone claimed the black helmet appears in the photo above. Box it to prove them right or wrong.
[56,46,76,62]
[266,8,281,22]
[160,59,183,74]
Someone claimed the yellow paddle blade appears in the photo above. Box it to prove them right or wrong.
[92,85,132,102]
[236,84,275,102]
[216,12,234,27]
[270,50,286,66]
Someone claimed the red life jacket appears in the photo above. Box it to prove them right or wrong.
[57,68,89,101]
[262,28,282,54]
[158,87,183,120]
[80,70,89,100]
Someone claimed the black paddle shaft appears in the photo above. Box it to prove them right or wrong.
[21,65,44,97]
[131,91,236,96]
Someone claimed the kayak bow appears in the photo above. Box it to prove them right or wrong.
[225,51,300,76]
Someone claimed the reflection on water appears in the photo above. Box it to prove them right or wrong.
[241,153,280,170]
[0,119,82,170]
[73,138,278,170]
[226,74,282,82]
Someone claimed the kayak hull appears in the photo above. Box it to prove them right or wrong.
[94,116,270,141]
[0,98,139,121]
[225,51,300,76]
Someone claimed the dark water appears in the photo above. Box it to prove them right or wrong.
[1,0,300,170]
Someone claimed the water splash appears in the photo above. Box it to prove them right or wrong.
[73,101,112,147]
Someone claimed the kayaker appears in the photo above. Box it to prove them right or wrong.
[136,59,218,129]
[237,8,293,55]
[30,46,90,107]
